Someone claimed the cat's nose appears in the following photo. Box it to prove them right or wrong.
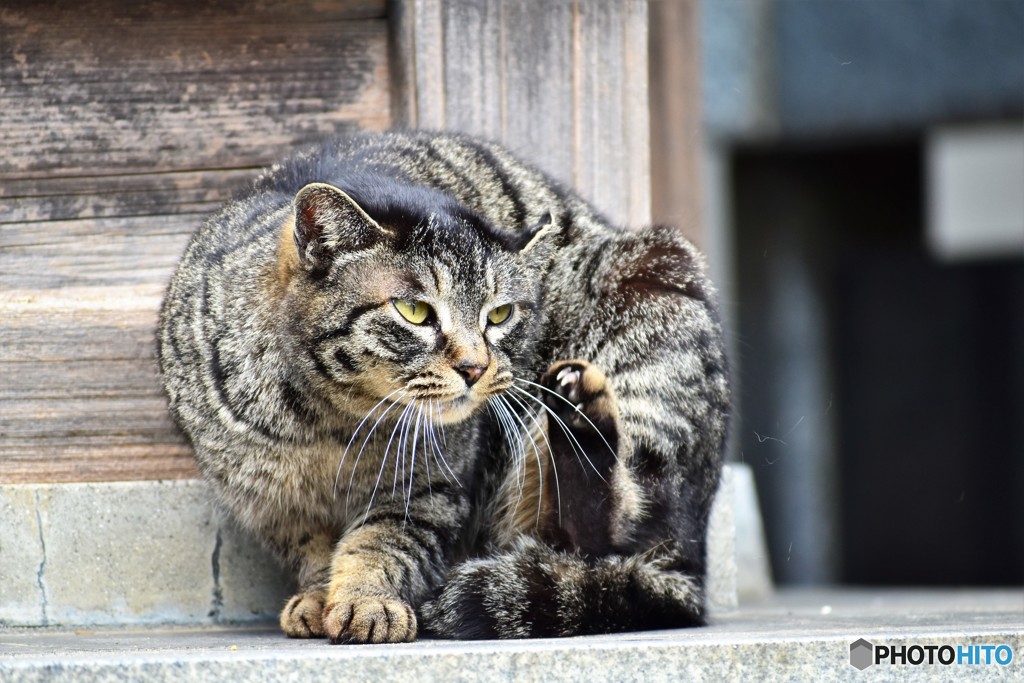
[455,363,486,387]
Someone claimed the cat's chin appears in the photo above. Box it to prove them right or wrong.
[435,394,485,425]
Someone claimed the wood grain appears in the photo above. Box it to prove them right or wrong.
[391,0,651,227]
[649,0,704,245]
[0,0,391,483]
[0,285,194,483]
[1,0,667,484]
[1,215,195,290]
[0,0,390,180]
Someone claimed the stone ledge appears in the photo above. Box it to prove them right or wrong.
[0,464,766,627]
[0,590,1020,682]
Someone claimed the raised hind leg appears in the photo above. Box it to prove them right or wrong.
[533,359,640,556]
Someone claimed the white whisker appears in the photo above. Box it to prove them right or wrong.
[514,377,618,461]
[429,399,461,487]
[421,400,434,495]
[363,399,415,524]
[511,384,607,482]
[491,395,532,518]
[393,396,418,498]
[503,390,561,526]
[406,400,425,518]
[489,398,525,493]
[342,394,406,513]
[333,387,406,500]
[427,400,451,484]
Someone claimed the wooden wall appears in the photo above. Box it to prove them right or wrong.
[1,0,668,484]
[649,0,705,246]
[391,0,651,228]
[0,1,391,482]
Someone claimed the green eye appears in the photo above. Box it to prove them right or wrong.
[393,299,432,325]
[487,304,513,325]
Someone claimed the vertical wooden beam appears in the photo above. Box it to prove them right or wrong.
[573,1,651,228]
[390,0,651,227]
[440,1,502,135]
[648,0,704,245]
[622,0,653,228]
[500,0,577,186]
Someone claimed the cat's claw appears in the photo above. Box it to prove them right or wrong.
[323,595,417,644]
[541,360,618,436]
[555,365,582,403]
[280,589,327,638]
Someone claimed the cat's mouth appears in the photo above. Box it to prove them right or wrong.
[431,390,488,424]
[441,390,482,410]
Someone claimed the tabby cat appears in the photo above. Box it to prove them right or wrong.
[157,130,730,643]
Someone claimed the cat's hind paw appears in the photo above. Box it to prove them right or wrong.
[540,360,619,440]
[280,589,327,638]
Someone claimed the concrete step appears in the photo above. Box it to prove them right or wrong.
[0,464,770,628]
[1,590,1020,682]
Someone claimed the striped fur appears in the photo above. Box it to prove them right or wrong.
[157,130,730,642]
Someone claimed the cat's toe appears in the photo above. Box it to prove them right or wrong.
[323,595,417,644]
[555,365,583,404]
[541,360,618,430]
[280,590,327,638]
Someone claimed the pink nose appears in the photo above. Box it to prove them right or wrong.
[455,363,486,387]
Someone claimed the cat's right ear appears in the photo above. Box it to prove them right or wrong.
[519,212,560,255]
[292,183,392,271]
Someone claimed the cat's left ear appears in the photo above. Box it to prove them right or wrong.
[519,212,558,254]
[292,183,391,270]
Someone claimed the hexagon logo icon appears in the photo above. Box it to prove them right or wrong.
[850,638,874,670]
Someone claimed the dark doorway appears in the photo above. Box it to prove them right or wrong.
[732,140,1024,585]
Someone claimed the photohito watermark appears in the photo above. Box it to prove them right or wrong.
[849,639,1015,671]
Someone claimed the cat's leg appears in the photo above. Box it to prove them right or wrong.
[548,225,730,572]
[320,523,419,643]
[535,359,632,555]
[529,227,729,613]
[320,486,468,644]
[273,529,336,638]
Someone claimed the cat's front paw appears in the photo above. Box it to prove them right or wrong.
[323,593,417,644]
[280,589,327,638]
[541,360,619,439]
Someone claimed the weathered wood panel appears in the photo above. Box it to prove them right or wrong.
[0,0,392,483]
[0,285,193,482]
[574,0,652,228]
[1,0,666,484]
[1,171,255,225]
[0,216,195,290]
[391,0,650,227]
[0,0,389,178]
[649,0,705,245]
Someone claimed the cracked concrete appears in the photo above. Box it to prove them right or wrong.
[32,490,50,626]
[0,465,752,628]
[209,528,224,619]
[0,486,46,625]
[0,481,289,627]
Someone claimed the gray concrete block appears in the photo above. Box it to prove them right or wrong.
[34,481,218,626]
[732,463,773,601]
[214,511,293,622]
[1,463,763,627]
[0,486,46,625]
[1,590,1021,682]
[706,464,738,612]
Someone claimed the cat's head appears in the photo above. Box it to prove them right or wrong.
[276,182,557,424]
